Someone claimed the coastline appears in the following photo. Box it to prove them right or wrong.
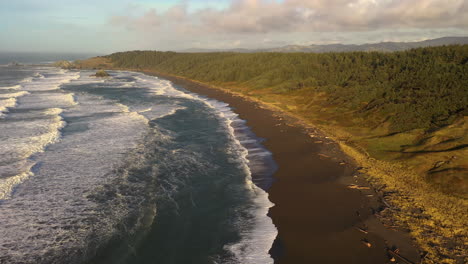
[142,71,422,263]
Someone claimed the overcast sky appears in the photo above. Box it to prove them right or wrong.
[1,0,467,53]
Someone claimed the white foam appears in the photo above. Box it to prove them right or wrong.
[34,72,45,78]
[86,71,189,121]
[224,193,277,264]
[133,74,196,99]
[71,74,106,84]
[0,91,29,99]
[0,171,34,200]
[20,70,80,92]
[0,98,16,115]
[0,113,65,156]
[0,84,21,90]
[0,91,30,116]
[0,70,277,263]
[127,71,277,264]
[0,68,78,118]
[0,113,66,199]
[0,68,80,199]
[203,98,276,264]
[139,107,152,113]
[0,90,150,262]
[109,71,278,263]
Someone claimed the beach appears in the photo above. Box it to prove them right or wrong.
[149,72,422,264]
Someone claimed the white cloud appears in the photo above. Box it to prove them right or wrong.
[110,0,468,33]
[107,0,468,50]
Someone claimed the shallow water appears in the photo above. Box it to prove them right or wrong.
[0,66,277,264]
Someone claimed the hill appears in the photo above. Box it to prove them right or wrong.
[180,36,468,53]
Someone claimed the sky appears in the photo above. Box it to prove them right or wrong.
[0,0,467,53]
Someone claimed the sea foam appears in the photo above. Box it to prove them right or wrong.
[130,71,278,264]
[0,72,151,263]
[0,68,79,199]
[0,69,278,264]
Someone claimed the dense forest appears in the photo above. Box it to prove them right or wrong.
[107,45,467,133]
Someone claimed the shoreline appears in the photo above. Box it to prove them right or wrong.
[142,71,422,263]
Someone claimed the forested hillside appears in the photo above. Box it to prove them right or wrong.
[107,46,467,133]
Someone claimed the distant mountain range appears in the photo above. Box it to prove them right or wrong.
[181,36,468,53]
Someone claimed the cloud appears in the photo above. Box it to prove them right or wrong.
[110,9,161,31]
[109,0,468,34]
[104,0,468,51]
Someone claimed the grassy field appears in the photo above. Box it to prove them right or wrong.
[74,46,467,263]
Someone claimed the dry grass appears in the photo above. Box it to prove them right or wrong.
[73,57,113,69]
[249,91,467,264]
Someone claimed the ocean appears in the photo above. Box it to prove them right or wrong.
[0,56,277,264]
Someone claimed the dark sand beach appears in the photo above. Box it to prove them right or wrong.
[141,72,421,264]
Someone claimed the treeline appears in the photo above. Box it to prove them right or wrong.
[107,45,468,133]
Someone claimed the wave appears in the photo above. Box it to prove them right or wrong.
[20,70,80,92]
[0,91,29,98]
[131,71,277,264]
[132,71,277,184]
[0,91,30,117]
[114,102,152,125]
[133,75,196,99]
[201,98,277,264]
[0,90,151,263]
[0,171,34,200]
[20,76,33,83]
[34,72,45,78]
[0,68,80,199]
[0,98,17,116]
[0,112,66,199]
[67,70,278,263]
[0,69,278,263]
[0,84,21,90]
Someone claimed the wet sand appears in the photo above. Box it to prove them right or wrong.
[144,71,421,264]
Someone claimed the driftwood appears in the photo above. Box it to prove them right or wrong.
[381,198,393,209]
[387,249,415,264]
[383,224,398,231]
[361,239,372,248]
[347,184,371,190]
[355,226,369,234]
